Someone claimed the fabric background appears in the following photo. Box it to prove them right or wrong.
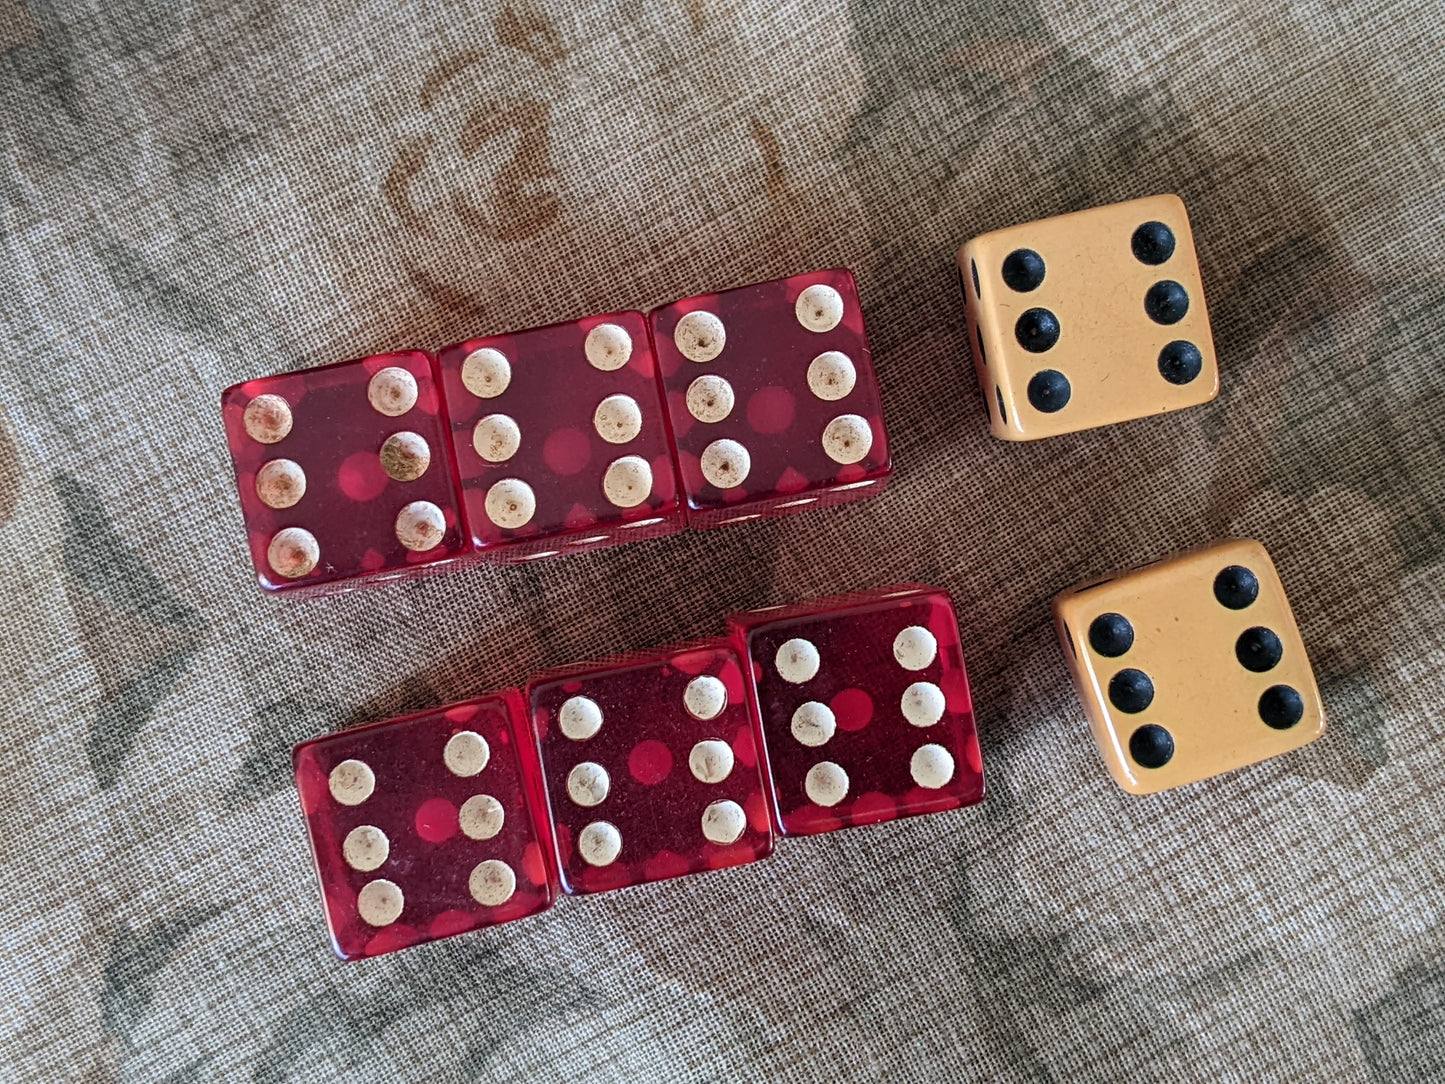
[2,0,1443,1080]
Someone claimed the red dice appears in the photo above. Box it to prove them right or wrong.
[220,351,469,595]
[291,585,983,959]
[222,271,893,593]
[528,642,775,893]
[651,269,892,527]
[727,585,985,835]
[435,311,685,561]
[293,692,557,960]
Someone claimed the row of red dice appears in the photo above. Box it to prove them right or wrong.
[292,584,984,960]
[221,269,892,595]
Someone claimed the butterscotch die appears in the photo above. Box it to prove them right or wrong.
[958,194,1219,440]
[1052,539,1324,795]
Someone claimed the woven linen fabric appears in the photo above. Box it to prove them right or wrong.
[2,0,1443,1080]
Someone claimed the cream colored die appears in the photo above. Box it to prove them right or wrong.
[958,194,1219,440]
[1052,538,1324,795]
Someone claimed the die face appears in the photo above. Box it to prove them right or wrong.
[958,194,1219,441]
[436,311,684,561]
[221,352,468,594]
[650,269,892,528]
[1053,538,1325,795]
[293,692,557,960]
[528,643,775,895]
[728,585,984,836]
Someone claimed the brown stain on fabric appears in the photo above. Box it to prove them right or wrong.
[406,262,487,322]
[384,135,435,237]
[495,6,565,68]
[385,41,565,313]
[452,98,560,241]
[417,8,561,112]
[0,404,19,525]
[749,118,787,201]
[419,50,488,110]
[0,0,39,51]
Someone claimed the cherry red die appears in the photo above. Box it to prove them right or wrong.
[221,351,469,595]
[649,269,892,528]
[528,642,775,894]
[436,311,684,561]
[293,692,557,960]
[727,584,984,836]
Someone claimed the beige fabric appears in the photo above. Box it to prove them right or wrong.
[2,1,1443,1080]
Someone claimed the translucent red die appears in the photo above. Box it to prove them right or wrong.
[727,584,984,836]
[649,269,892,528]
[528,642,775,894]
[220,351,469,594]
[293,692,557,960]
[436,311,684,561]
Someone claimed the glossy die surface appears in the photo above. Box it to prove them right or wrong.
[1053,538,1325,795]
[221,351,467,593]
[728,585,984,836]
[437,311,683,561]
[649,269,892,528]
[293,693,556,960]
[958,194,1219,440]
[528,643,774,894]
